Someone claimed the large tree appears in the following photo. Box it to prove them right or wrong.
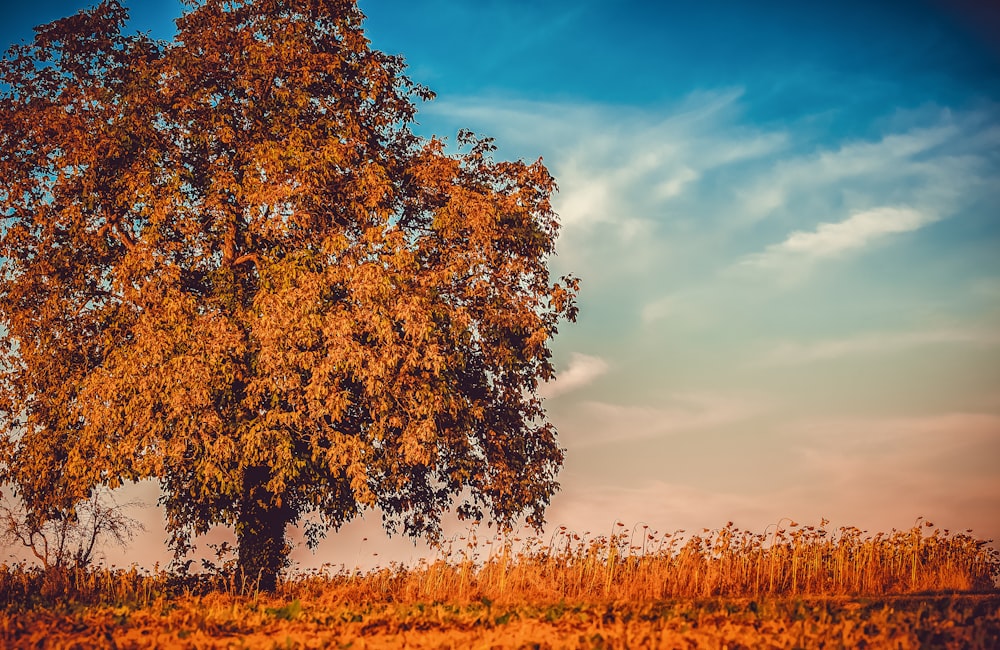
[0,0,577,589]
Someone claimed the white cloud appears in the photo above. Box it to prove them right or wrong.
[539,352,609,398]
[733,122,964,225]
[424,91,787,277]
[782,206,932,255]
[760,327,1000,365]
[741,206,936,270]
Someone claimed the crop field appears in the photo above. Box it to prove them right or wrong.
[2,521,998,648]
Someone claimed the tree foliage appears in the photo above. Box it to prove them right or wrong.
[0,0,577,588]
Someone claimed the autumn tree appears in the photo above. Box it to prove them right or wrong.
[0,0,577,590]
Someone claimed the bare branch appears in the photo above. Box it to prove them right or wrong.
[0,490,144,571]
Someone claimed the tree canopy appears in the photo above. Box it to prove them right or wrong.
[0,0,577,589]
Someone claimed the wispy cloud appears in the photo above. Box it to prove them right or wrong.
[732,120,974,225]
[424,90,787,273]
[741,205,937,269]
[561,392,769,447]
[760,327,1000,365]
[786,412,1000,526]
[545,410,1000,541]
[793,411,1000,445]
[540,352,609,398]
[430,95,998,308]
[546,479,778,536]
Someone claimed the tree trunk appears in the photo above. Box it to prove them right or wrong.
[236,465,292,592]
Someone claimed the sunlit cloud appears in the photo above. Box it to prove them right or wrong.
[539,352,609,398]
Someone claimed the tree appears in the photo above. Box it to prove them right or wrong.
[0,0,578,590]
[1,488,143,574]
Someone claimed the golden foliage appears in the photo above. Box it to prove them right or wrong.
[0,0,577,586]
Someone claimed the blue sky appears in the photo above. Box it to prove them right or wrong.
[3,1,999,569]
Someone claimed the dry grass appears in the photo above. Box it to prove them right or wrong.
[1,520,997,648]
[286,518,998,606]
[2,519,996,607]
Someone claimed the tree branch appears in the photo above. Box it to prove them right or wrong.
[233,253,260,269]
[96,221,136,251]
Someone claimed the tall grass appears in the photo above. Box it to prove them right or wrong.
[292,519,997,606]
[2,519,997,609]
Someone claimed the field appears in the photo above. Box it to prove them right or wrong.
[2,521,998,648]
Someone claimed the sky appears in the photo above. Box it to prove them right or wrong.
[2,0,999,571]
